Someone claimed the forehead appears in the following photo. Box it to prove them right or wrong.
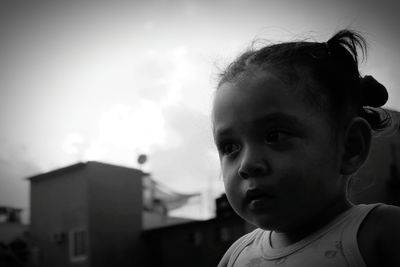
[212,68,329,135]
[214,69,301,116]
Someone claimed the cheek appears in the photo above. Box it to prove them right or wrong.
[275,152,338,196]
[222,176,245,216]
[275,166,306,190]
[220,158,236,179]
[222,167,237,193]
[272,153,318,191]
[221,161,242,199]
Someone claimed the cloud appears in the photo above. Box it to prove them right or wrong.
[149,105,221,191]
[60,101,171,167]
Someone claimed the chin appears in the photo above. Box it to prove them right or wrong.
[242,213,280,231]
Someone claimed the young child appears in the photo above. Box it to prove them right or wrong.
[213,29,400,266]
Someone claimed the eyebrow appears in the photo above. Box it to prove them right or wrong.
[214,112,303,138]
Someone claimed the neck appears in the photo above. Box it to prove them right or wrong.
[270,198,352,249]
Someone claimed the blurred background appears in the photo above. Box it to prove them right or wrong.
[1,0,399,222]
[0,0,399,266]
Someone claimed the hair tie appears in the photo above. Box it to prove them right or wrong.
[360,75,388,107]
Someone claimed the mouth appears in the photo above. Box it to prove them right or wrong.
[245,188,275,210]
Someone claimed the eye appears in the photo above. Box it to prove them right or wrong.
[219,142,241,156]
[265,130,289,144]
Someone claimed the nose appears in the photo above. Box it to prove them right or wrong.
[238,146,269,179]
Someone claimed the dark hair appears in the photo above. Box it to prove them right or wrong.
[217,29,390,131]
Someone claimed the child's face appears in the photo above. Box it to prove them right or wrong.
[213,69,347,231]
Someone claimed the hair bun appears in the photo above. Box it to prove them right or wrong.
[360,75,388,107]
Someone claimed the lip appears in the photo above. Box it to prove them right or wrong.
[245,188,276,210]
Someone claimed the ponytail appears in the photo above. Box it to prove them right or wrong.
[325,29,392,132]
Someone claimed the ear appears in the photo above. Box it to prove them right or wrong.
[340,117,372,175]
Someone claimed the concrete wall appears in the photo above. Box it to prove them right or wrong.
[30,162,144,267]
[86,162,143,267]
[30,164,88,267]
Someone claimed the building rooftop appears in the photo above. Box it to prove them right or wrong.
[26,161,147,182]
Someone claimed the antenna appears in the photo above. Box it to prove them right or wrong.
[137,154,147,171]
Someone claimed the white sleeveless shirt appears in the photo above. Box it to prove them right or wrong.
[226,204,381,267]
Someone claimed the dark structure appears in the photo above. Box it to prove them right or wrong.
[28,162,144,267]
[143,195,254,267]
[0,206,29,267]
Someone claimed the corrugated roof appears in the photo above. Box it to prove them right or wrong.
[143,176,200,211]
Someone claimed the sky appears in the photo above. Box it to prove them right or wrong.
[0,0,399,221]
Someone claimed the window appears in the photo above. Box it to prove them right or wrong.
[69,229,87,262]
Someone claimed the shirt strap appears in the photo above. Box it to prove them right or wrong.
[341,203,382,267]
[228,228,264,267]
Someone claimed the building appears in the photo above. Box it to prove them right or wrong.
[27,160,251,267]
[142,193,253,267]
[0,206,26,243]
[28,161,144,267]
[143,213,253,267]
[0,206,29,266]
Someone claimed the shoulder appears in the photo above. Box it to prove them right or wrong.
[373,205,400,265]
[359,204,400,266]
[217,229,262,267]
